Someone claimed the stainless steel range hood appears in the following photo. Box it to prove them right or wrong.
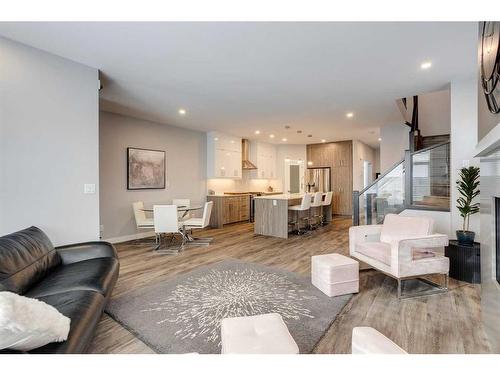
[241,139,257,170]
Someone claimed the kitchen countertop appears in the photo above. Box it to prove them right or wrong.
[224,191,282,196]
[253,193,304,200]
[207,193,251,197]
[253,192,326,200]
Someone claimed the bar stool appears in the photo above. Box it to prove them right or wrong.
[309,192,324,229]
[288,193,312,235]
[321,191,333,225]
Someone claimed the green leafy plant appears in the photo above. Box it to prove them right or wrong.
[456,166,480,232]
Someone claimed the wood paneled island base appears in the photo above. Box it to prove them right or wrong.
[254,193,332,238]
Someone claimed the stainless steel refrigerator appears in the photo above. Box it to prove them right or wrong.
[306,167,331,193]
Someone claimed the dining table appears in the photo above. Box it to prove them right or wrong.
[141,205,203,219]
[141,205,204,249]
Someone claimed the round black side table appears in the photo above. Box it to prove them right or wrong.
[444,240,481,284]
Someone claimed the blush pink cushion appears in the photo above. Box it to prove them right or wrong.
[380,214,433,243]
[356,242,391,266]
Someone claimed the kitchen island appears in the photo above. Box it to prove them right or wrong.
[253,193,332,238]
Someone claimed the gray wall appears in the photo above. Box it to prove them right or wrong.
[380,123,409,171]
[99,111,207,240]
[0,37,99,246]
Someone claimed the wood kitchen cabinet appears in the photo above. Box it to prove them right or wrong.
[306,141,353,215]
[207,194,250,228]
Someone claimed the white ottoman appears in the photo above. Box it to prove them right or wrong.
[352,327,407,354]
[220,313,299,354]
[311,253,359,297]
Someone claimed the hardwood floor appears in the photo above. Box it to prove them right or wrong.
[88,218,492,354]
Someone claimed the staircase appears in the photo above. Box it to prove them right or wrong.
[353,96,450,226]
[352,140,450,225]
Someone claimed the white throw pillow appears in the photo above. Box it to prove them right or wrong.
[0,291,70,351]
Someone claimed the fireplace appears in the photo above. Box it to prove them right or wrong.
[479,152,500,353]
[496,198,500,285]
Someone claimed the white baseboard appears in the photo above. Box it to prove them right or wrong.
[104,231,156,244]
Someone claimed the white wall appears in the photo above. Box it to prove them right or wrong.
[380,123,409,171]
[352,140,376,191]
[418,89,451,137]
[450,79,480,239]
[0,37,99,246]
[99,111,207,241]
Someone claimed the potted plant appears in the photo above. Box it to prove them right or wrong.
[456,166,480,245]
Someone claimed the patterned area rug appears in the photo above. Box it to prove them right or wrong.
[106,259,351,354]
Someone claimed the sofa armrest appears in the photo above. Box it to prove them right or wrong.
[55,241,118,265]
[349,225,383,256]
[391,234,448,270]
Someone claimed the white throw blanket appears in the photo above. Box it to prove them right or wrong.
[0,291,70,351]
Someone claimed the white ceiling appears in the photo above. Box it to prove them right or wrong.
[0,22,477,147]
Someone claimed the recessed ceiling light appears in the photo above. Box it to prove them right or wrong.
[255,130,261,135]
[284,125,291,129]
[420,61,432,70]
[284,158,291,162]
[297,130,302,134]
[378,137,382,141]
[321,139,326,143]
[269,134,275,139]
[282,138,287,142]
[307,161,313,166]
[346,112,354,118]
[178,108,187,115]
[307,134,312,138]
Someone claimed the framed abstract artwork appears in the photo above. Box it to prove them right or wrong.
[127,147,166,190]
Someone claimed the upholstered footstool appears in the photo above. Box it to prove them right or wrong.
[352,327,407,354]
[311,253,359,297]
[220,313,299,354]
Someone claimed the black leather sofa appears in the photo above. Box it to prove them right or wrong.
[0,226,119,354]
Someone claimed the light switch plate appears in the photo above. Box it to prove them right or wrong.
[273,199,277,206]
[84,183,96,194]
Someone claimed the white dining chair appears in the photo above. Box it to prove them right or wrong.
[181,201,214,245]
[321,191,333,225]
[132,201,158,244]
[133,201,154,229]
[288,193,312,235]
[153,205,184,254]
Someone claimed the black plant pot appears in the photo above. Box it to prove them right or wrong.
[456,230,475,245]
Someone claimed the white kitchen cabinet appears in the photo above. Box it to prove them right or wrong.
[207,131,242,179]
[249,141,277,179]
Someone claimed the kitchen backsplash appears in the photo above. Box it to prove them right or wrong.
[207,174,281,194]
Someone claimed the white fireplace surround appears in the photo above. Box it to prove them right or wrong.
[476,140,500,353]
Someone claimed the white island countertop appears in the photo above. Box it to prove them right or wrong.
[253,192,325,200]
[253,193,304,200]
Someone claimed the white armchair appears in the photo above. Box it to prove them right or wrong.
[349,214,449,298]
